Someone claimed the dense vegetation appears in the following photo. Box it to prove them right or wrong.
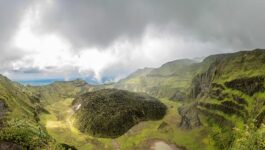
[72,89,167,138]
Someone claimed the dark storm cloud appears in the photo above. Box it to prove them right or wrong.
[11,67,41,74]
[38,0,265,49]
[38,0,205,48]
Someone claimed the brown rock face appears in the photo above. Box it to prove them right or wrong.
[178,103,201,129]
[0,142,22,150]
[224,76,265,96]
[0,100,8,128]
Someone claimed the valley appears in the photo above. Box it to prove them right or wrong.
[0,49,265,150]
[39,98,211,150]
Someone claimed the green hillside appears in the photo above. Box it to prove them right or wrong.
[181,49,265,149]
[0,75,51,149]
[0,77,94,149]
[113,49,265,149]
[26,79,93,105]
[114,55,226,100]
[114,59,199,100]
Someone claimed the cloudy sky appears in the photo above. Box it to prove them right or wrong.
[0,0,265,83]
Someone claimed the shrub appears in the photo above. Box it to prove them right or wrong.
[231,123,265,150]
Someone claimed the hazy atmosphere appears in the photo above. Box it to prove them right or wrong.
[1,0,265,83]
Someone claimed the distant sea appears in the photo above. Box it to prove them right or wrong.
[17,78,101,86]
[17,79,64,86]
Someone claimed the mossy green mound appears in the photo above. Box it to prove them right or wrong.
[72,89,167,138]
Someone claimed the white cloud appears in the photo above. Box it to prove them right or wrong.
[3,0,261,83]
[9,9,224,82]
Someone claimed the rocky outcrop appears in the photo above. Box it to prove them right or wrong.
[198,102,246,118]
[180,61,221,129]
[178,103,201,129]
[157,121,170,130]
[0,142,22,150]
[0,100,8,128]
[0,100,7,118]
[57,143,77,150]
[232,95,248,106]
[224,76,265,96]
[198,108,234,128]
[256,110,265,127]
[209,83,228,100]
[170,90,186,101]
[189,62,220,99]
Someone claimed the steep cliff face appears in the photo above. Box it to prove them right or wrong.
[178,103,201,129]
[188,50,265,96]
[179,54,227,129]
[181,49,265,125]
[190,63,217,99]
[179,49,265,149]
